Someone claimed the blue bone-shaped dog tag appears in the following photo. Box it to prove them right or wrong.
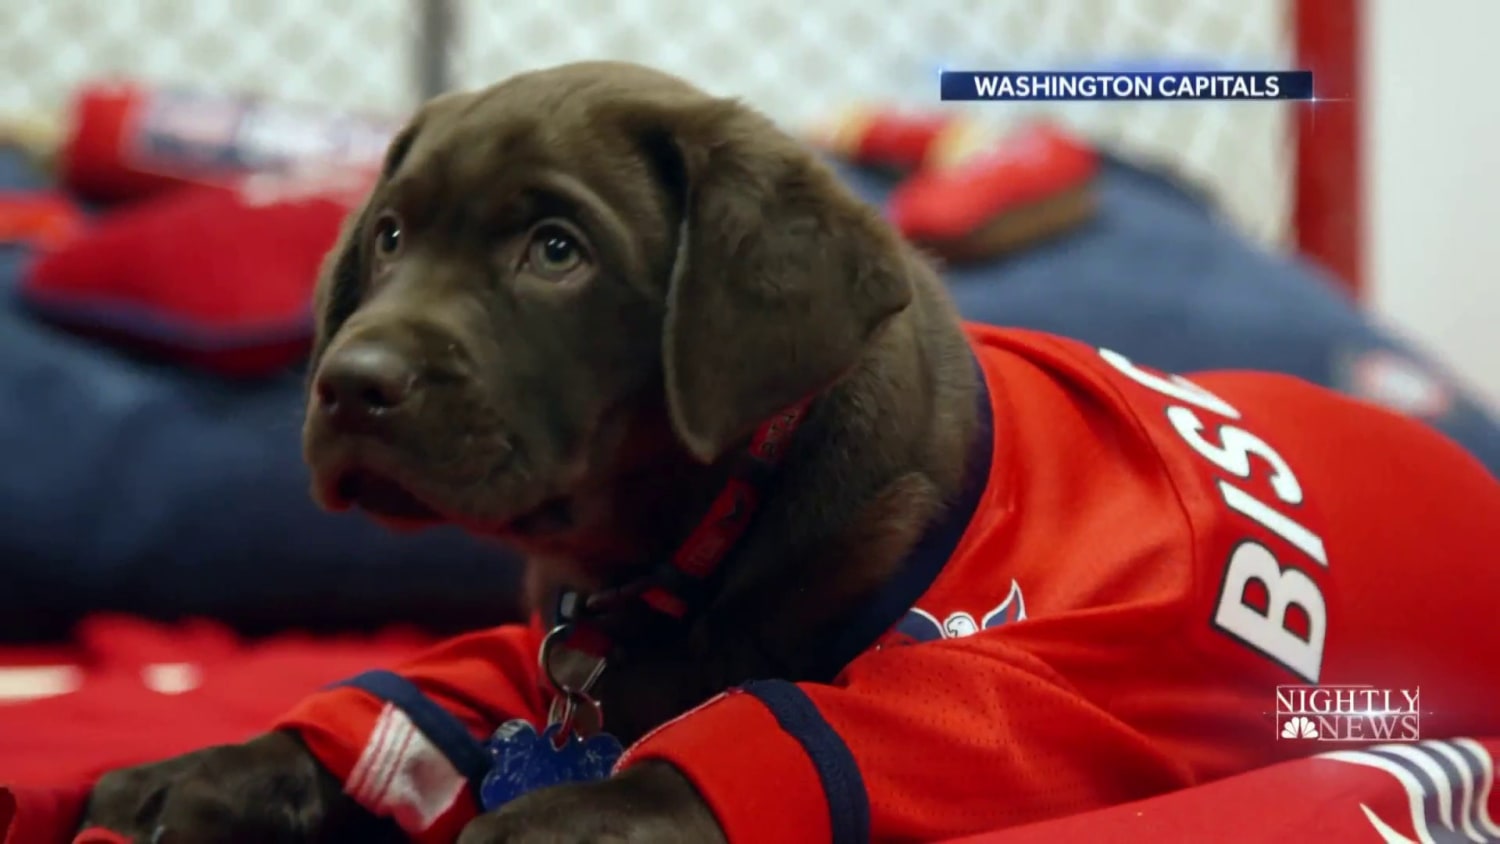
[478,719,624,811]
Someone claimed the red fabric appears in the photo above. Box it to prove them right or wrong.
[57,82,395,205]
[59,83,196,204]
[19,170,369,378]
[266,325,1500,843]
[0,616,433,844]
[943,736,1500,843]
[817,107,958,172]
[0,786,133,844]
[0,194,87,250]
[889,122,1098,244]
[275,620,550,844]
[0,784,91,844]
[622,689,837,844]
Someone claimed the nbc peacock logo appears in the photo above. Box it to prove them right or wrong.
[1280,715,1320,740]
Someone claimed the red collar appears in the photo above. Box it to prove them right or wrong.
[538,356,994,740]
[540,398,815,713]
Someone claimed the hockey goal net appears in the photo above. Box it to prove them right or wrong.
[453,0,1362,292]
[1,0,1361,292]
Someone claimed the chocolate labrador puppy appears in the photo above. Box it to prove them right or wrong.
[83,61,977,842]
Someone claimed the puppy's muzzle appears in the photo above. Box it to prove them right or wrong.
[307,337,444,521]
[313,341,421,435]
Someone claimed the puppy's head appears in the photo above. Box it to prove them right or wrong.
[303,61,912,569]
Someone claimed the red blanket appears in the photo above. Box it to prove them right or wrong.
[8,617,1497,843]
[0,615,433,844]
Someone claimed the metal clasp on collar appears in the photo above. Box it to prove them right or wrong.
[538,624,607,746]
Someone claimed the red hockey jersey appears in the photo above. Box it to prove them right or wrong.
[273,325,1500,843]
[946,736,1500,844]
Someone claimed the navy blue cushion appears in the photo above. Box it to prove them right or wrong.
[0,150,522,640]
[830,155,1500,477]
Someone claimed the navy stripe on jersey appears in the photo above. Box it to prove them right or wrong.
[744,679,870,844]
[340,670,491,787]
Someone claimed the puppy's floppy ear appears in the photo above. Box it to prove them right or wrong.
[632,96,914,463]
[309,199,371,362]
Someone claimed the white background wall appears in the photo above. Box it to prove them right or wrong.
[1368,0,1500,407]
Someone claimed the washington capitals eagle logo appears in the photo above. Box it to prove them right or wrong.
[889,579,1028,645]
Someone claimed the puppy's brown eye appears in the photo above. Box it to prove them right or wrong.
[372,213,402,259]
[526,225,587,279]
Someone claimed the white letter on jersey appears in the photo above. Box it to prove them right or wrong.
[1214,541,1327,682]
[1097,348,1242,419]
[1166,406,1304,505]
[1219,480,1328,567]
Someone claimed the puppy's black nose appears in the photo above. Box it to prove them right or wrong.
[314,343,418,428]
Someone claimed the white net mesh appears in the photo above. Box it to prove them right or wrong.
[3,0,1298,245]
[1,1,416,116]
[454,0,1297,245]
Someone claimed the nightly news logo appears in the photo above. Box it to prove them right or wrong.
[1276,684,1421,743]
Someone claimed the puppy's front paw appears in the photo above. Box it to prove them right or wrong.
[83,731,398,843]
[456,761,724,844]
